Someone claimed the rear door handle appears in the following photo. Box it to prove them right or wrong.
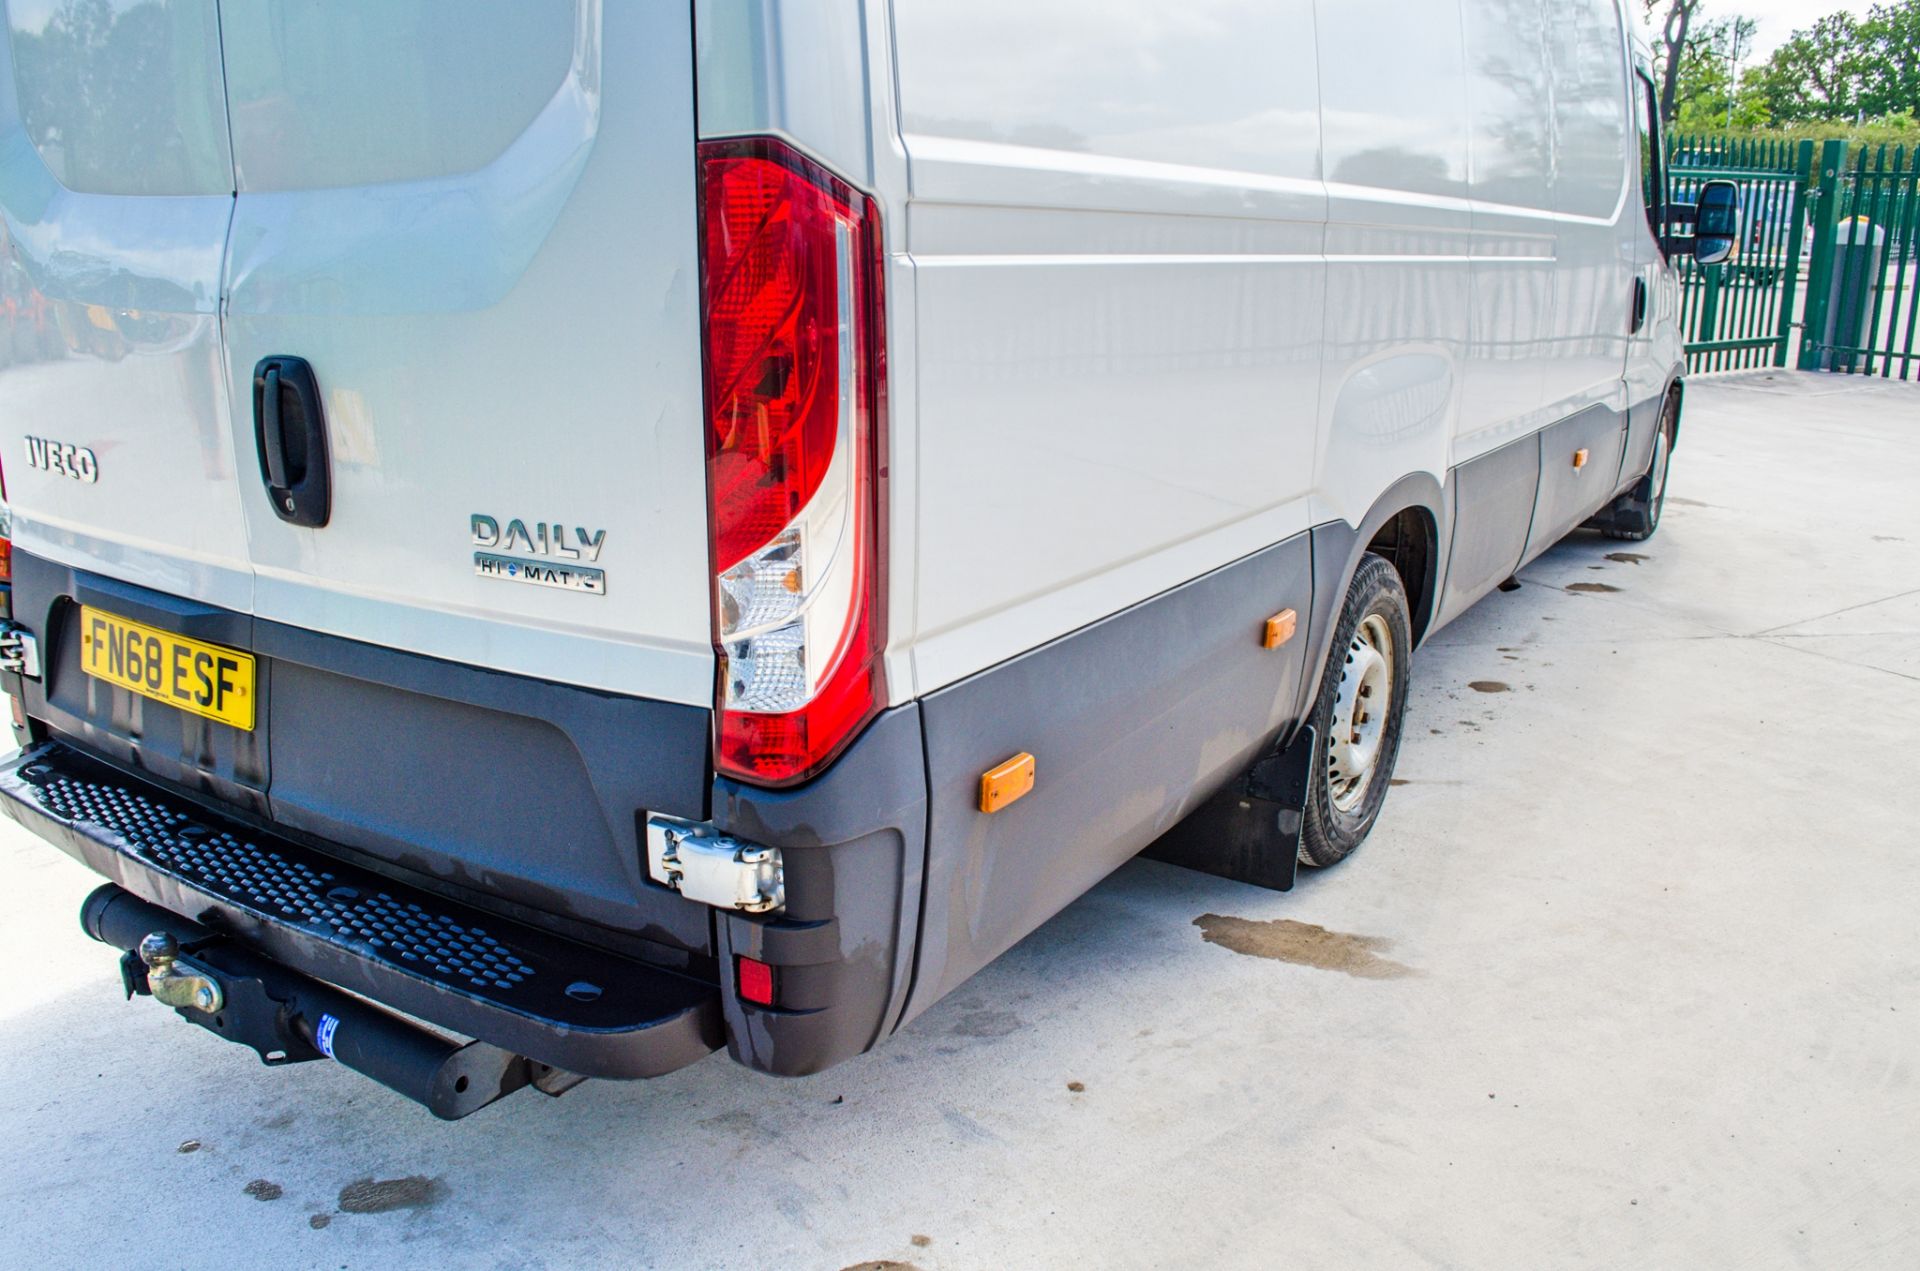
[1630,276,1649,334]
[258,365,290,488]
[251,356,332,528]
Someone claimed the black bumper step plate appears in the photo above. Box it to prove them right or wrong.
[0,742,721,1078]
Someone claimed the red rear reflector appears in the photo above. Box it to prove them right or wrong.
[698,137,886,788]
[736,955,776,1007]
[0,451,10,584]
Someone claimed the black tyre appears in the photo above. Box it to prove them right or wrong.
[1594,395,1676,542]
[1299,553,1413,869]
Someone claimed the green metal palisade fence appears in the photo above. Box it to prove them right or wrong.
[1807,143,1920,379]
[1666,134,1920,380]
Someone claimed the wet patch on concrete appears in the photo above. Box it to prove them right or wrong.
[1066,1081,1085,1093]
[911,1235,933,1248]
[1873,535,1905,543]
[176,1139,200,1154]
[1567,582,1620,594]
[940,1107,997,1143]
[1666,496,1715,508]
[260,1109,297,1131]
[949,1009,1023,1039]
[308,1214,331,1230]
[243,1179,283,1202]
[1468,681,1510,693]
[1389,778,1411,786]
[337,1176,444,1215]
[1605,552,1650,564]
[1193,915,1416,980]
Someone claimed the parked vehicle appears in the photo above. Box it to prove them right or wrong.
[0,0,1733,1118]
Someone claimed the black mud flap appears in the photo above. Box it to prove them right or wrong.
[0,743,725,1108]
[1142,726,1315,892]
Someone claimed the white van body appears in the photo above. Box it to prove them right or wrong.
[0,0,1688,1104]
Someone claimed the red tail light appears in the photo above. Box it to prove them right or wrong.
[698,138,886,787]
[0,452,11,585]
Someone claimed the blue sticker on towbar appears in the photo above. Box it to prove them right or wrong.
[314,1013,340,1059]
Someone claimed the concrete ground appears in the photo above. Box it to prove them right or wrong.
[2,371,1917,1270]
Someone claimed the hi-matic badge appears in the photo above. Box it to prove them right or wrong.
[471,516,608,595]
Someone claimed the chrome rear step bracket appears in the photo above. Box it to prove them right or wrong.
[83,885,545,1120]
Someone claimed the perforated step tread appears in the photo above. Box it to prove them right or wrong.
[0,744,718,1065]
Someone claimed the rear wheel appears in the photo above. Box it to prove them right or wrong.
[1299,554,1412,868]
[1596,396,1676,542]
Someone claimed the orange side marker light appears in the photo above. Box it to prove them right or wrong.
[1572,448,1590,470]
[979,753,1036,814]
[1263,609,1298,650]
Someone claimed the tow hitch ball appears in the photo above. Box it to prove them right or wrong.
[85,886,583,1120]
[129,932,224,1014]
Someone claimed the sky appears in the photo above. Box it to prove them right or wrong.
[1716,0,1878,57]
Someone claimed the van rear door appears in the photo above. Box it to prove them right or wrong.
[214,1,712,705]
[0,2,252,613]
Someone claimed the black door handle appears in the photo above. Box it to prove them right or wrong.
[1630,276,1649,334]
[258,365,289,489]
[252,356,331,528]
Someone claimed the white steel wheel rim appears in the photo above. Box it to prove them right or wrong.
[1327,613,1394,814]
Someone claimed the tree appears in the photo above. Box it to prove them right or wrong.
[1748,1,1920,125]
[1753,12,1868,121]
[1672,16,1769,128]
[1857,0,1920,118]
[1647,0,1710,123]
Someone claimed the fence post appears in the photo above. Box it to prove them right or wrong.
[1774,141,1816,367]
[1799,138,1850,370]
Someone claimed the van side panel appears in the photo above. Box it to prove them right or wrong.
[1457,0,1560,466]
[905,532,1314,1023]
[1539,0,1635,424]
[891,0,1327,697]
[1310,0,1468,532]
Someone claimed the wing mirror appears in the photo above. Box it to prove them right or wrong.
[1692,180,1741,266]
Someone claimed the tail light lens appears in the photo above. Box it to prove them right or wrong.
[0,452,11,586]
[698,138,886,787]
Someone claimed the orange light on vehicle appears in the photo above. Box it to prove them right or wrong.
[1264,609,1297,649]
[1573,448,1590,470]
[979,753,1036,814]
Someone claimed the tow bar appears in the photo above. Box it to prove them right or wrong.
[80,885,583,1120]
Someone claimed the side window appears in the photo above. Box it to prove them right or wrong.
[1635,73,1667,243]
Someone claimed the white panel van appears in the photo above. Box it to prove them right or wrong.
[0,0,1735,1115]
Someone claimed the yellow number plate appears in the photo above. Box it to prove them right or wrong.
[79,607,256,731]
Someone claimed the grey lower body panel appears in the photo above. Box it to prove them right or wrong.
[1523,403,1630,563]
[1436,432,1540,631]
[900,531,1316,1024]
[1434,393,1664,635]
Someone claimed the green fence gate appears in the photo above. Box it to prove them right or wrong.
[1667,134,1920,381]
[1667,136,1812,374]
